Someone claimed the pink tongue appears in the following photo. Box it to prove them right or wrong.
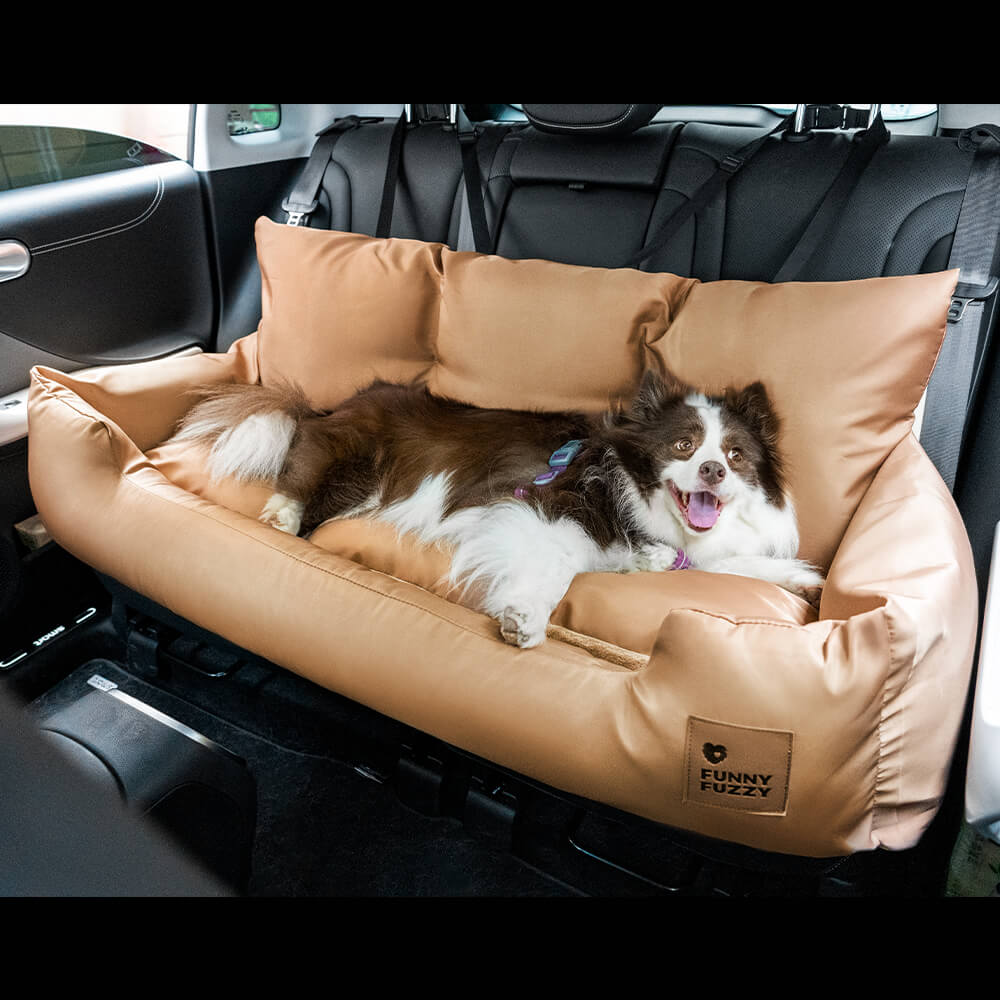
[688,491,720,529]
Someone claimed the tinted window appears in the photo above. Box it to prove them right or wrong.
[0,125,176,192]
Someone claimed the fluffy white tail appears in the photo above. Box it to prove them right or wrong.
[172,382,311,483]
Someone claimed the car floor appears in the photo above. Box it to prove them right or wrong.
[28,659,579,898]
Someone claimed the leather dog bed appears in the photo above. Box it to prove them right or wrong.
[27,218,977,857]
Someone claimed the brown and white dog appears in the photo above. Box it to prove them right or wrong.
[173,371,824,647]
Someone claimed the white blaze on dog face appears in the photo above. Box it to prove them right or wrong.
[661,393,780,534]
[663,395,729,533]
[617,373,788,540]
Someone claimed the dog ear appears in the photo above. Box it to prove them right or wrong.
[628,368,691,422]
[724,381,781,451]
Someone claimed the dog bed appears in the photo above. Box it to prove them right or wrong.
[27,218,978,857]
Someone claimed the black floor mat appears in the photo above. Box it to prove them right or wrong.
[30,661,577,897]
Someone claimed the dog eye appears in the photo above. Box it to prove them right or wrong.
[728,447,743,464]
[675,439,693,452]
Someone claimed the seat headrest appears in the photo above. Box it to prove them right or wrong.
[522,104,662,137]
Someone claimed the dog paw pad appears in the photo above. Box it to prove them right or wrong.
[500,606,547,648]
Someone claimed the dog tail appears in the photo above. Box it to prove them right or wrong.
[173,381,314,483]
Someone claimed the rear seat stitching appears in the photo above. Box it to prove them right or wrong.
[860,189,966,275]
[528,106,638,132]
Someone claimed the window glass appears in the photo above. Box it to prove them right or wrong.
[227,104,281,136]
[0,105,189,157]
[759,104,937,121]
[464,104,940,124]
[0,104,190,192]
[0,125,176,192]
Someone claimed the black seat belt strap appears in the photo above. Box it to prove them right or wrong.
[458,121,493,253]
[626,114,794,269]
[921,123,1000,491]
[772,109,890,282]
[283,115,375,227]
[375,112,409,238]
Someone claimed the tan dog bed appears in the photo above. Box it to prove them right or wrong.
[27,220,977,857]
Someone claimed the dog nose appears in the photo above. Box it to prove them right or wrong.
[699,460,726,484]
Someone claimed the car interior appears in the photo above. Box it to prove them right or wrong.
[2,103,999,898]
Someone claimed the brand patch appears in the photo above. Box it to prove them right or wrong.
[684,717,792,816]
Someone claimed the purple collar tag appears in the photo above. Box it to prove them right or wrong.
[672,549,692,570]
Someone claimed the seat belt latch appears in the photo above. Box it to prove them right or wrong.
[281,201,317,227]
[949,276,999,323]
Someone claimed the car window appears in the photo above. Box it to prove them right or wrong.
[463,104,939,124]
[0,104,190,192]
[0,125,180,192]
[759,103,937,121]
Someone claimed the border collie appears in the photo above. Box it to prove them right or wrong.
[173,370,824,647]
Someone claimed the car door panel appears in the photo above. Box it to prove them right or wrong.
[0,160,214,392]
[0,142,216,632]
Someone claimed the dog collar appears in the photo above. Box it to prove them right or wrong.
[514,440,584,499]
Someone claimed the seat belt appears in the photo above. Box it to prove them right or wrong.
[625,113,794,269]
[771,108,890,282]
[374,112,408,238]
[283,112,408,234]
[283,116,373,227]
[628,105,889,273]
[920,123,1000,491]
[456,107,497,254]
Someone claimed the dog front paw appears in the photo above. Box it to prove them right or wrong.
[782,566,825,609]
[633,542,682,573]
[259,493,304,535]
[499,605,549,648]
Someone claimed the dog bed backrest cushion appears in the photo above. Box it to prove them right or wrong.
[252,217,956,570]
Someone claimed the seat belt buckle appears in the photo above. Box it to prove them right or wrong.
[282,196,319,227]
[949,276,999,322]
[720,154,744,173]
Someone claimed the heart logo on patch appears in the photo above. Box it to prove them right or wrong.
[703,743,727,764]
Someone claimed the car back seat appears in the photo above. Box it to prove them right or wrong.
[289,104,972,285]
[473,108,972,283]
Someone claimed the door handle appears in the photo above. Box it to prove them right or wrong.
[0,240,30,283]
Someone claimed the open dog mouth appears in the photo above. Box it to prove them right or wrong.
[668,482,723,532]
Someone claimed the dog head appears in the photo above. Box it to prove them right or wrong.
[607,369,787,538]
